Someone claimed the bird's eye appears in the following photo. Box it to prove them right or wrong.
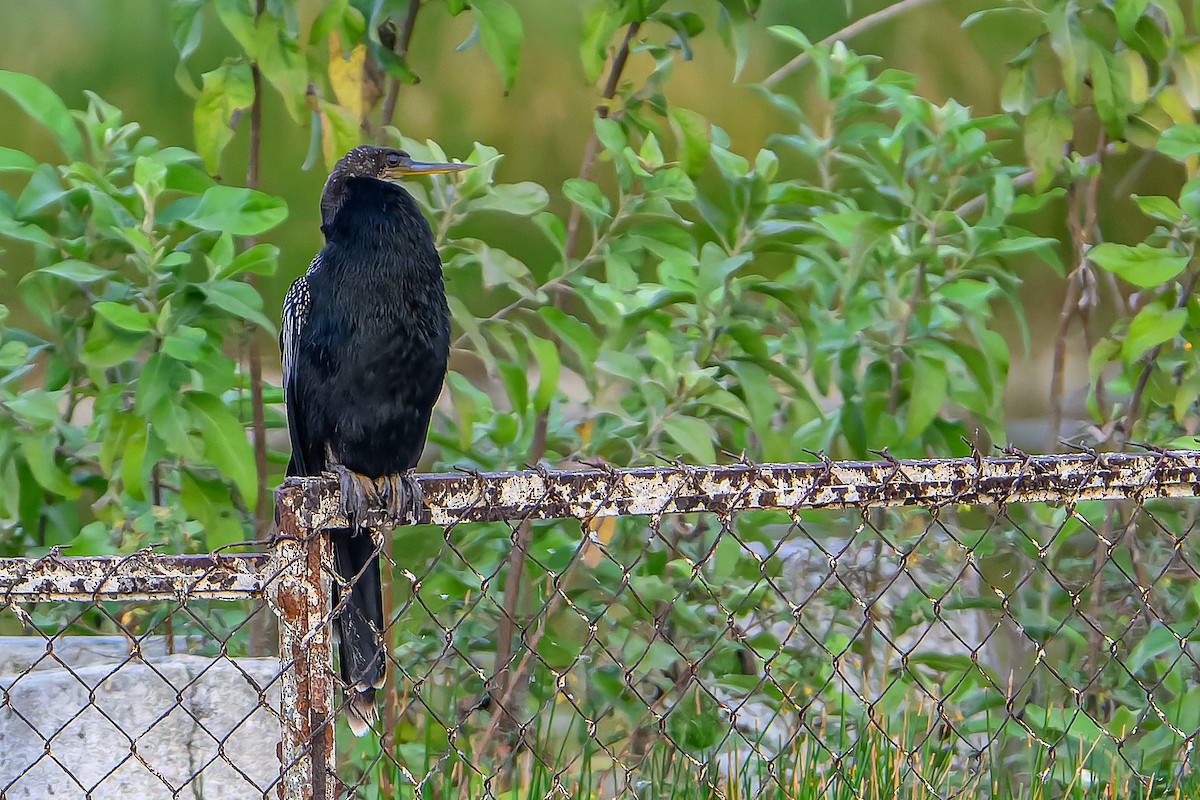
[385,153,402,167]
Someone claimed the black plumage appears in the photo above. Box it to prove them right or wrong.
[281,145,469,736]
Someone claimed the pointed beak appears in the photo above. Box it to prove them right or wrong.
[383,156,473,179]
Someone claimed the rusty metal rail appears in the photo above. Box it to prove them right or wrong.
[275,448,1200,528]
[0,552,269,602]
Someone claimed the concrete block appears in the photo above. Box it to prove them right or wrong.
[0,648,282,799]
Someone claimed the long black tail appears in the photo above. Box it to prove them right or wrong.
[331,526,386,737]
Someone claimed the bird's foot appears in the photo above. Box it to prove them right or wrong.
[328,464,380,526]
[378,471,423,526]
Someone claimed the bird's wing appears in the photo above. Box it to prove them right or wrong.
[281,266,313,476]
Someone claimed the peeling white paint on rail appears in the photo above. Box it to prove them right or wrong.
[277,450,1200,530]
[0,553,268,602]
[6,453,1200,605]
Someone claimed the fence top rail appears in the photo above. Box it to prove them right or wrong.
[0,552,270,603]
[4,450,1199,602]
[277,448,1200,528]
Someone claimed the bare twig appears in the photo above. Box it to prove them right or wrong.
[762,0,945,88]
[486,413,548,746]
[480,23,642,754]
[378,0,422,139]
[1047,132,1105,452]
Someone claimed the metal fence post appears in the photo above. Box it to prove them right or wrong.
[273,487,337,800]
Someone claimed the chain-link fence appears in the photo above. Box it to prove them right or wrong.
[5,449,1200,799]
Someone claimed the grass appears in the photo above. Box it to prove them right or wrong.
[334,695,1200,800]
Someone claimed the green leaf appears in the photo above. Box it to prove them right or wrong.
[27,260,108,285]
[467,182,549,216]
[213,0,307,120]
[1045,3,1085,102]
[135,353,190,415]
[0,214,54,248]
[906,357,948,437]
[1115,0,1151,41]
[183,391,257,510]
[318,100,361,171]
[94,301,153,333]
[1089,243,1188,288]
[471,0,523,93]
[0,71,83,160]
[538,306,599,378]
[21,434,81,499]
[1087,44,1128,138]
[121,426,149,501]
[171,0,205,61]
[194,60,256,173]
[670,108,711,178]
[562,178,611,226]
[163,325,208,363]
[1134,195,1183,224]
[81,324,145,370]
[6,389,63,425]
[134,155,168,199]
[185,185,288,235]
[1024,95,1072,193]
[201,279,277,333]
[221,243,280,280]
[767,24,810,51]
[1176,43,1200,108]
[0,340,29,369]
[716,0,752,81]
[594,117,626,156]
[662,416,717,465]
[68,521,117,556]
[580,1,622,84]
[1158,124,1200,160]
[0,146,38,173]
[1123,306,1186,362]
[528,335,560,412]
[181,469,248,548]
[1000,63,1034,115]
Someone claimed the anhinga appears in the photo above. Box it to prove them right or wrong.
[281,145,471,735]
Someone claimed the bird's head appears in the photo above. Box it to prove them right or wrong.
[321,146,473,228]
[334,145,472,183]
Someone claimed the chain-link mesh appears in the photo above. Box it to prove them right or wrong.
[0,545,325,799]
[5,450,1200,799]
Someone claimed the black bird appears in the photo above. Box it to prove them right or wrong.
[281,145,471,735]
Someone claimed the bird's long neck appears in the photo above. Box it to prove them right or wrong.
[321,177,443,285]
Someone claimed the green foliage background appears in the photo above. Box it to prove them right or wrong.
[5,1,1200,797]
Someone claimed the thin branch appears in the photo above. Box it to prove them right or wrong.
[954,144,1117,220]
[486,412,548,746]
[483,25,641,748]
[1047,134,1105,452]
[762,0,945,88]
[563,21,640,261]
[888,260,926,415]
[378,0,422,139]
[375,2,422,778]
[246,0,273,659]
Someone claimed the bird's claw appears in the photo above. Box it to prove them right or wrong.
[379,471,423,526]
[329,464,379,526]
[325,465,422,527]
